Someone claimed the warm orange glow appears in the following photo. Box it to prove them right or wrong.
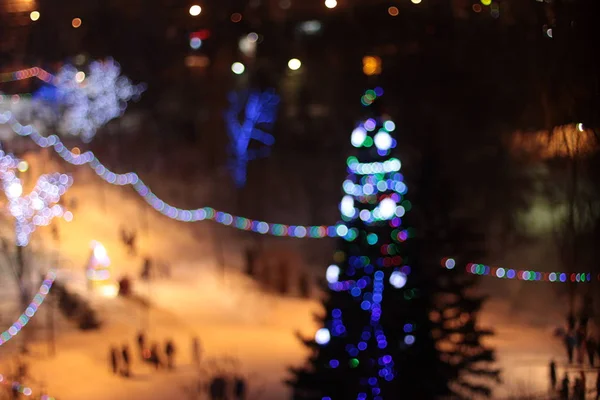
[362,56,382,76]
[72,18,82,28]
[388,6,399,16]
[231,13,242,23]
[72,147,81,155]
[511,124,598,159]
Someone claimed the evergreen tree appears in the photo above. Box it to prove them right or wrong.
[288,89,500,399]
[289,88,447,399]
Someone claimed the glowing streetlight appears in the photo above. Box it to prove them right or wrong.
[30,11,40,21]
[288,58,302,71]
[325,0,337,9]
[189,5,202,16]
[231,62,245,75]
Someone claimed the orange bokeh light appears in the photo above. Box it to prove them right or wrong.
[72,18,82,28]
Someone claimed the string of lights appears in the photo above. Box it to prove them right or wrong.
[0,67,55,84]
[0,111,339,238]
[442,258,599,283]
[0,373,55,399]
[0,270,57,348]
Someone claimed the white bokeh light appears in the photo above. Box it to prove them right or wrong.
[288,58,302,71]
[340,195,355,218]
[379,197,396,220]
[6,182,22,198]
[189,5,202,16]
[315,328,331,345]
[351,126,367,147]
[326,264,341,283]
[374,131,393,151]
[231,62,245,75]
[325,0,337,8]
[390,271,407,288]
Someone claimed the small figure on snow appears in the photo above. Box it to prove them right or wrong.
[549,359,557,390]
[587,335,597,367]
[560,374,569,400]
[121,344,131,377]
[234,376,247,400]
[150,343,163,370]
[165,339,176,369]
[192,337,202,367]
[137,331,146,360]
[118,275,131,297]
[140,257,153,281]
[120,227,137,256]
[110,346,119,374]
[209,376,227,400]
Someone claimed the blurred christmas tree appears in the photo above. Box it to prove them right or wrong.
[288,89,499,399]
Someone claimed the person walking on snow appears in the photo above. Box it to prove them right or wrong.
[137,331,146,360]
[560,374,569,400]
[165,340,175,369]
[192,336,202,367]
[549,359,557,390]
[121,344,131,377]
[110,346,119,375]
[588,335,597,367]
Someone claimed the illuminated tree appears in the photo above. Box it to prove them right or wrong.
[30,58,145,142]
[224,89,279,187]
[289,88,446,399]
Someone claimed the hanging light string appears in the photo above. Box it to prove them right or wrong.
[0,67,55,84]
[442,258,598,283]
[0,373,55,399]
[0,111,339,238]
[0,270,57,347]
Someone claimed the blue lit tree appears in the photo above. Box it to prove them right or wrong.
[289,89,499,399]
[29,58,145,142]
[224,89,279,187]
[289,89,447,399]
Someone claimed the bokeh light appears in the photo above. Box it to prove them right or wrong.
[30,11,40,21]
[189,5,202,16]
[315,328,331,345]
[72,18,82,28]
[388,6,399,16]
[190,37,202,49]
[231,13,242,23]
[288,58,302,71]
[411,0,422,4]
[231,62,245,75]
[325,0,337,9]
[75,71,85,83]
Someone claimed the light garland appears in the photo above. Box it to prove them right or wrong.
[1,151,73,247]
[0,270,56,347]
[441,258,599,283]
[0,67,55,84]
[0,111,339,238]
[0,373,56,399]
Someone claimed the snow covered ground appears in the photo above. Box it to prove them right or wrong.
[0,153,598,399]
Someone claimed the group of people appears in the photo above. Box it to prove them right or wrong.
[552,368,600,400]
[137,332,178,370]
[207,375,247,400]
[109,332,189,377]
[562,296,599,367]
